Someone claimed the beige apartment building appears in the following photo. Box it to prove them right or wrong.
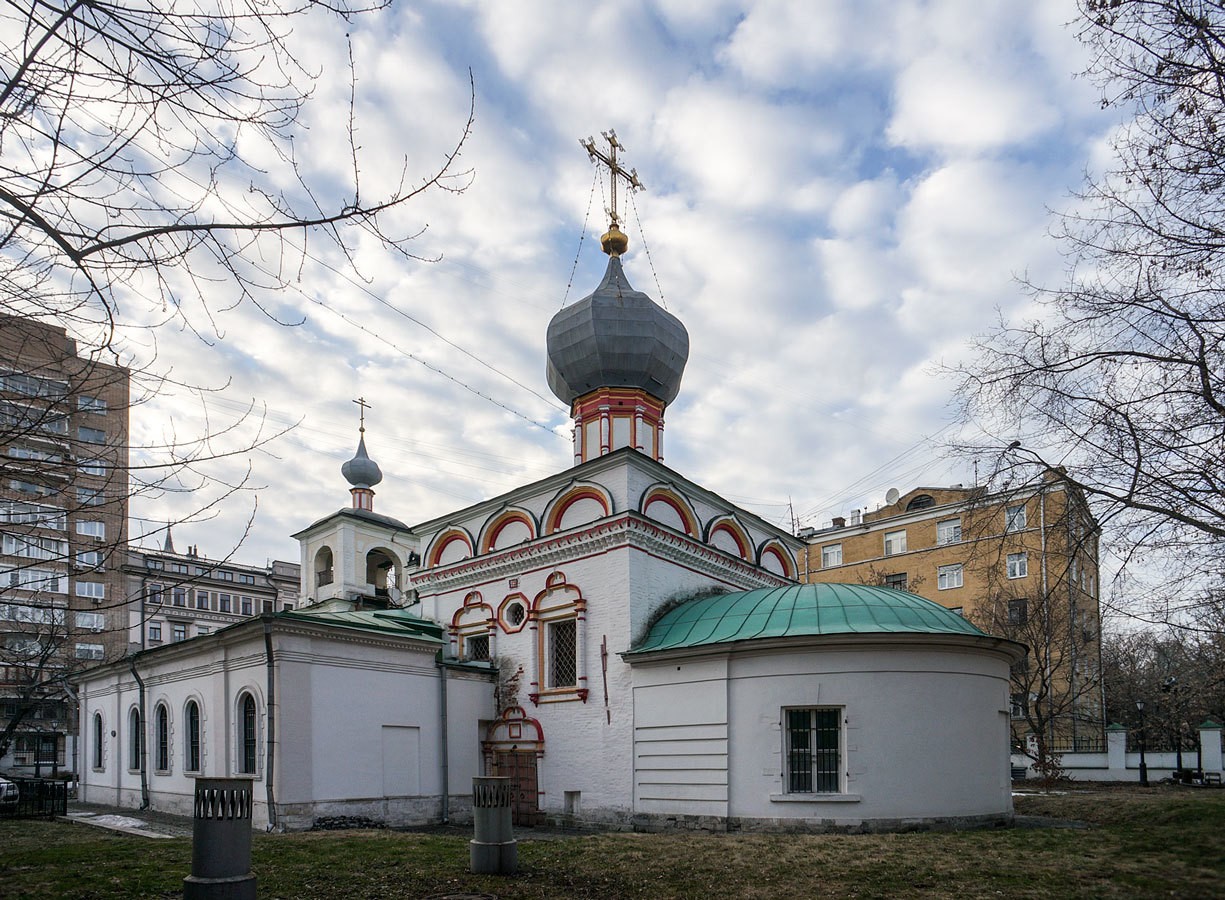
[0,314,130,773]
[801,472,1105,750]
[124,539,300,651]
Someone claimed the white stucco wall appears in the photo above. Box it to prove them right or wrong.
[631,637,1016,828]
[76,618,495,831]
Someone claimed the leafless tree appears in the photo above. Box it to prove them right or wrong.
[0,0,473,763]
[953,0,1225,613]
[955,476,1105,780]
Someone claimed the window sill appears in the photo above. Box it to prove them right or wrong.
[529,688,588,705]
[770,792,862,804]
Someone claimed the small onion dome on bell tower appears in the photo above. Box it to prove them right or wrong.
[342,398,382,511]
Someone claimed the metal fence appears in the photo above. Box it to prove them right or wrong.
[0,778,69,820]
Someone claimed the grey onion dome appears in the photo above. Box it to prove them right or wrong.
[341,434,383,488]
[546,256,689,406]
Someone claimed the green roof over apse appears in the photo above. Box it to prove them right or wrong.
[629,583,986,654]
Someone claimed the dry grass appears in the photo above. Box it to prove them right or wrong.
[1,785,1220,898]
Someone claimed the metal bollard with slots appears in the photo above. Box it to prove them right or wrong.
[183,778,257,900]
[469,776,517,874]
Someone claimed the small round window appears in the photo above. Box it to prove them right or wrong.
[506,602,526,626]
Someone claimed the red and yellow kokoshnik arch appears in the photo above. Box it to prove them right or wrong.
[706,516,752,561]
[544,484,613,534]
[757,539,795,579]
[425,527,474,567]
[639,485,700,538]
[479,508,537,554]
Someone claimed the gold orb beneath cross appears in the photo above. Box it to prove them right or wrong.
[601,225,629,257]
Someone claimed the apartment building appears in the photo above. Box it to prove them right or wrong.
[124,540,300,650]
[801,472,1104,749]
[0,314,129,773]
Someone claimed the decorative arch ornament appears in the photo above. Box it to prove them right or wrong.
[528,571,588,704]
[756,538,796,579]
[639,483,700,537]
[451,590,496,660]
[705,514,752,561]
[543,482,613,534]
[482,705,545,756]
[479,507,538,554]
[425,527,476,567]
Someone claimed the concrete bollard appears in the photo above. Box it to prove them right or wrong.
[183,778,257,900]
[470,776,517,875]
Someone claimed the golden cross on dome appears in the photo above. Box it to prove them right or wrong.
[581,129,642,256]
[353,396,371,433]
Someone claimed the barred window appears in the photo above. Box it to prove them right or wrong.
[547,619,577,688]
[465,634,490,662]
[785,708,841,793]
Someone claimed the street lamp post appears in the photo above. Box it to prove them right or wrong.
[1136,699,1149,786]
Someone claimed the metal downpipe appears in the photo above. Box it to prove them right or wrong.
[263,616,278,830]
[128,657,149,810]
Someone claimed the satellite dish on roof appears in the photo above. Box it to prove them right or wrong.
[885,488,900,505]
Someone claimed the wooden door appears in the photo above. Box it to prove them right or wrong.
[494,750,540,826]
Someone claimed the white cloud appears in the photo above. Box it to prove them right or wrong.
[71,0,1107,560]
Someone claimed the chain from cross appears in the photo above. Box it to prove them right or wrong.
[580,129,642,231]
[353,396,371,432]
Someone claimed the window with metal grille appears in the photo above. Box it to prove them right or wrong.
[155,704,169,771]
[548,619,577,688]
[785,708,841,793]
[240,694,257,774]
[466,634,490,661]
[185,700,201,772]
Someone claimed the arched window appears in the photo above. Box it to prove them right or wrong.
[154,703,169,772]
[92,713,103,770]
[185,700,201,772]
[240,693,257,774]
[128,708,142,771]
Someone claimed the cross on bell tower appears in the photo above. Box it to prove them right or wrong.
[581,130,643,258]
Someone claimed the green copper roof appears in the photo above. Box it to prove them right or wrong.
[281,607,444,643]
[629,583,986,654]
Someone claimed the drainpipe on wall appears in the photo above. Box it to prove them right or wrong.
[128,656,149,810]
[263,617,278,830]
[59,678,80,792]
[439,657,449,825]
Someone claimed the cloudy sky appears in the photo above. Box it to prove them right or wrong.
[119,0,1116,566]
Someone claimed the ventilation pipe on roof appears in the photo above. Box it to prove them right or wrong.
[850,509,862,526]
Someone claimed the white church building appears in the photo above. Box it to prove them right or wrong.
[75,140,1024,832]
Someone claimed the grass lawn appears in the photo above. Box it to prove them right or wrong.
[1,786,1222,898]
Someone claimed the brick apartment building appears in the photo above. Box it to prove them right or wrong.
[0,314,130,773]
[801,473,1105,749]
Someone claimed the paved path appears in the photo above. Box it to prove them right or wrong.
[66,802,192,839]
